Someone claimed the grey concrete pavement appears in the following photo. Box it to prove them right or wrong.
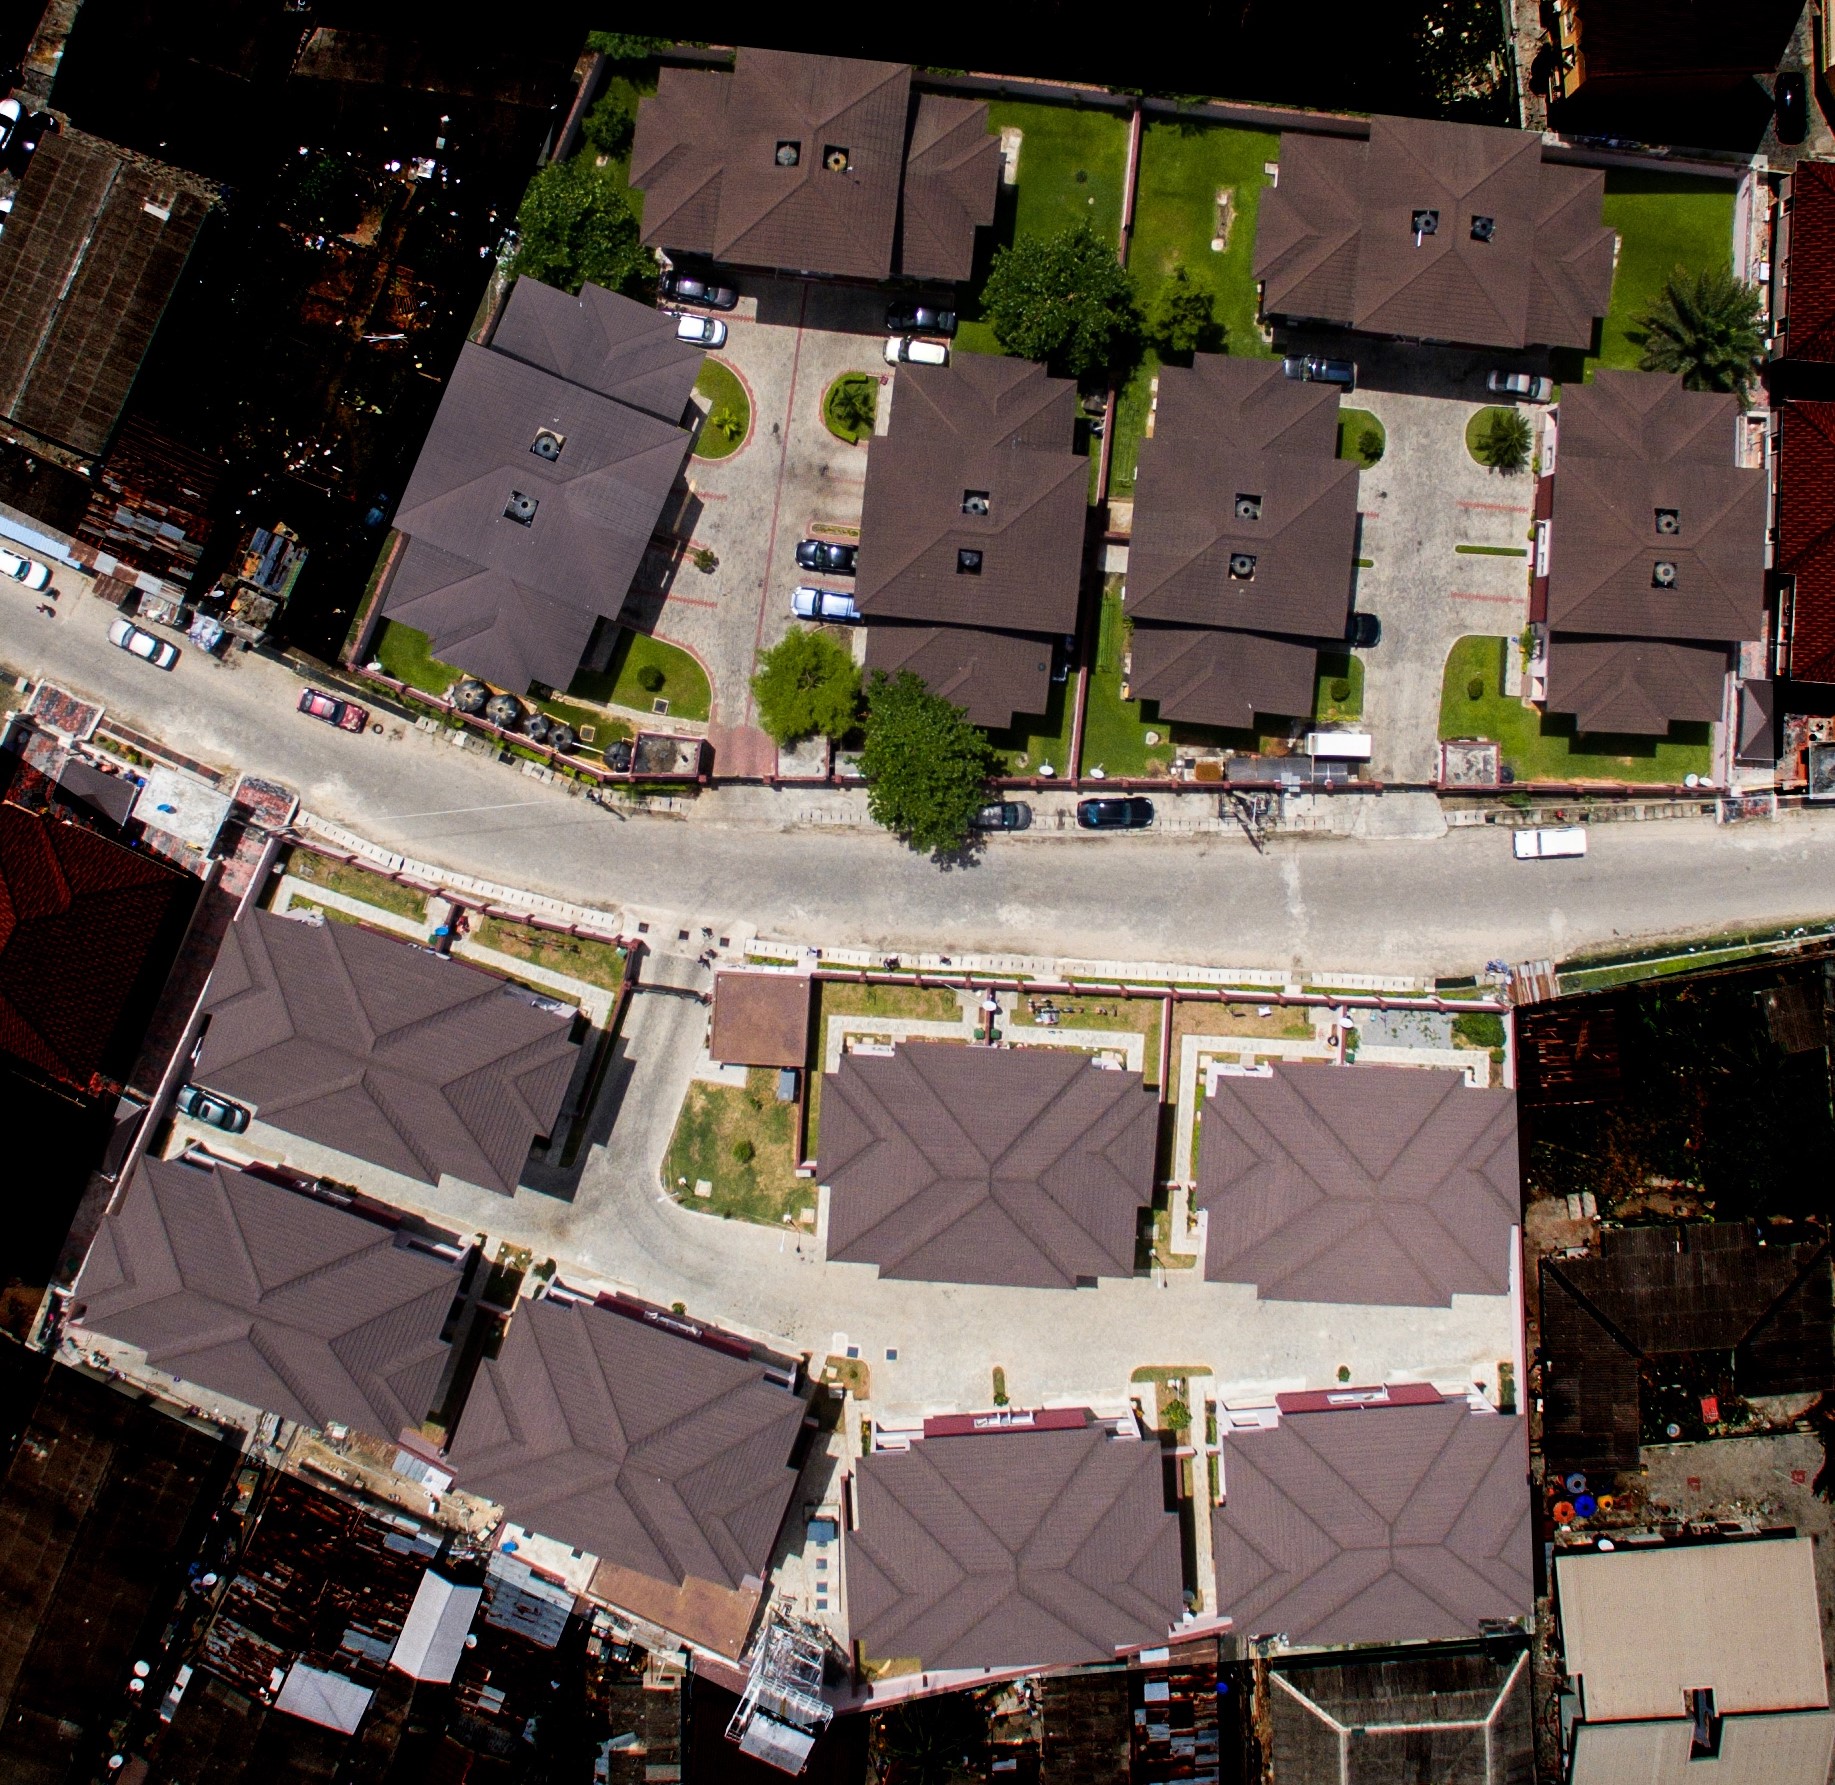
[8,593,1835,980]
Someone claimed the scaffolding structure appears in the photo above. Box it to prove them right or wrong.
[725,1611,834,1774]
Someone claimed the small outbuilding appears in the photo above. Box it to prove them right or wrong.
[709,970,812,1070]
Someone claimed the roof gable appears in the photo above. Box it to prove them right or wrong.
[898,94,1002,282]
[1126,625,1320,731]
[1543,637,1726,734]
[862,624,1054,729]
[818,1042,1157,1287]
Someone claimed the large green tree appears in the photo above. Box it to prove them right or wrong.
[980,223,1140,379]
[751,629,860,745]
[511,155,654,297]
[860,671,998,856]
[1147,265,1219,358]
[1636,265,1766,407]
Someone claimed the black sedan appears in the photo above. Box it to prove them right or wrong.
[661,268,738,310]
[796,538,858,575]
[1077,796,1154,831]
[1346,612,1381,649]
[885,302,958,337]
[972,801,1033,831]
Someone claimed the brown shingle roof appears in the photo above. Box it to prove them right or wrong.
[1254,117,1614,350]
[448,1295,807,1592]
[631,52,996,282]
[195,909,579,1196]
[862,623,1054,728]
[709,971,811,1069]
[73,1156,459,1440]
[818,1042,1156,1288]
[386,329,692,692]
[1213,1400,1533,1645]
[856,357,1086,640]
[0,131,211,460]
[488,277,704,424]
[1196,1064,1519,1306]
[1780,161,1835,365]
[846,1423,1182,1669]
[1126,358,1359,639]
[1542,637,1727,734]
[1545,370,1765,644]
[1127,625,1321,731]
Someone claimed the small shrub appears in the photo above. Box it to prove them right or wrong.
[1161,1396,1192,1431]
[637,664,665,693]
[1329,677,1351,703]
[731,1137,755,1164]
[1466,675,1485,701]
[1454,1010,1507,1049]
[710,405,744,443]
[1336,1364,1352,1383]
[691,545,718,574]
[991,1366,1009,1406]
[1358,425,1385,465]
[671,1300,687,1315]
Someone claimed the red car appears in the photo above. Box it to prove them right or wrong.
[298,687,370,732]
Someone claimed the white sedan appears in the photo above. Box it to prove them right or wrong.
[675,313,728,348]
[0,547,50,591]
[108,616,180,670]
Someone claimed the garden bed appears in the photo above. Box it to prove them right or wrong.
[470,917,627,992]
[691,359,750,460]
[821,371,878,444]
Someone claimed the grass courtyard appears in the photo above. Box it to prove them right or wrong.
[665,1068,812,1227]
[374,620,461,696]
[568,628,712,723]
[1439,635,1712,784]
[691,359,749,460]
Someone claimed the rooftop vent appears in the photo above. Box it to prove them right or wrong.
[504,491,538,526]
[1235,493,1263,521]
[775,141,801,168]
[1229,552,1257,580]
[531,429,564,462]
[1653,560,1678,587]
[1411,208,1440,241]
[962,489,991,517]
[957,548,984,575]
[1470,214,1495,242]
[1655,507,1680,535]
[823,145,850,173]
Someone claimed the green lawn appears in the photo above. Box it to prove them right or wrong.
[374,620,461,696]
[1583,171,1736,379]
[471,916,628,992]
[569,629,711,722]
[532,696,632,746]
[822,371,878,444]
[956,99,1130,357]
[1439,635,1712,783]
[1337,407,1385,467]
[1313,652,1364,724]
[1110,119,1281,496]
[665,1069,811,1227]
[984,666,1075,776]
[283,849,427,924]
[691,359,749,460]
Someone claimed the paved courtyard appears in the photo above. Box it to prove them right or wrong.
[622,279,897,777]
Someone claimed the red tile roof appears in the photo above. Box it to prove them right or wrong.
[1781,162,1835,366]
[0,801,194,1091]
[1778,401,1835,686]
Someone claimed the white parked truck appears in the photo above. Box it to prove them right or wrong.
[1513,826,1587,859]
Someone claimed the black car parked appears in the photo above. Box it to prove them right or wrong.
[885,302,958,337]
[660,268,738,310]
[1777,71,1808,146]
[1077,796,1154,830]
[795,538,859,575]
[1346,612,1381,649]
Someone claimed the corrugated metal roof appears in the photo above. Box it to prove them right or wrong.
[447,1296,806,1593]
[1570,1708,1835,1785]
[1213,1401,1533,1645]
[1196,1063,1519,1306]
[818,1042,1158,1287]
[195,908,579,1196]
[846,1423,1182,1669]
[72,1155,460,1441]
[273,1661,374,1734]
[390,1571,482,1682]
[1781,161,1835,365]
[1556,1538,1829,1723]
[1254,117,1613,350]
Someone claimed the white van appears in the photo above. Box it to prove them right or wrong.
[1513,826,1587,860]
[885,335,950,367]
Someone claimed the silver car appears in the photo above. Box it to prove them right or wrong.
[1487,369,1554,402]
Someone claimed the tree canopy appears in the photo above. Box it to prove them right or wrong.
[1636,265,1766,408]
[751,629,861,746]
[510,155,654,297]
[1147,266,1219,358]
[1476,407,1532,473]
[980,223,1141,379]
[586,31,673,61]
[860,671,998,856]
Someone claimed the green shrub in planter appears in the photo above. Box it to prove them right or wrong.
[638,665,665,693]
[1467,675,1485,701]
[1329,677,1351,703]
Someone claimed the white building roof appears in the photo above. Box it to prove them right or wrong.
[1571,1710,1835,1785]
[1557,1538,1830,1724]
[273,1661,375,1734]
[391,1570,482,1683]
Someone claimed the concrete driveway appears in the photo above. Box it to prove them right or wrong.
[628,279,894,776]
[1350,389,1538,781]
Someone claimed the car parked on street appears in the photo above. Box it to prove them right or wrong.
[297,687,370,732]
[1077,796,1155,830]
[176,1083,251,1133]
[885,302,957,336]
[885,336,950,367]
[107,617,179,669]
[1487,369,1554,402]
[660,268,738,310]
[675,313,728,349]
[1514,825,1587,860]
[796,538,858,575]
[1282,355,1355,389]
[791,585,861,622]
[0,547,51,591]
[972,801,1033,831]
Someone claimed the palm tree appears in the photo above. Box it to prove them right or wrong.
[1635,266,1766,407]
[1479,407,1533,474]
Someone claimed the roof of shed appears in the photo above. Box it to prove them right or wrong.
[709,971,811,1069]
[1782,160,1835,364]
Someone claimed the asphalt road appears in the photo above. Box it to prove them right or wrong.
[9,590,1835,977]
